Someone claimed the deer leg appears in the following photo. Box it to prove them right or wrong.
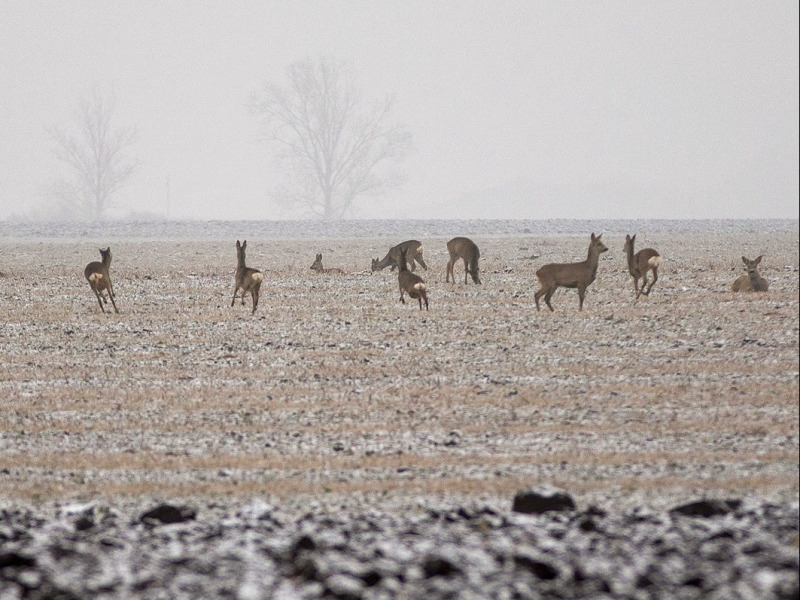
[91,286,106,313]
[578,286,587,311]
[107,290,119,314]
[446,259,454,283]
[638,274,650,299]
[231,286,239,307]
[644,268,658,296]
[400,290,406,304]
[544,288,556,312]
[417,255,428,270]
[251,288,259,314]
[463,262,469,285]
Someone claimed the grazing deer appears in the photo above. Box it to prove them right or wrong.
[310,254,345,275]
[372,240,427,272]
[84,247,119,314]
[446,237,481,284]
[623,234,662,299]
[534,233,608,312]
[231,240,264,313]
[398,247,429,310]
[731,255,769,292]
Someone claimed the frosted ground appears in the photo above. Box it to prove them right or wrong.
[0,219,797,599]
[1,218,797,511]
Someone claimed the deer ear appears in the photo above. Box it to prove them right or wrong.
[596,233,603,240]
[741,256,748,264]
[236,240,241,249]
[630,234,635,242]
[242,241,247,249]
[591,233,596,241]
[754,255,763,264]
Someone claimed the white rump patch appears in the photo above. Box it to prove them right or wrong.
[649,256,662,268]
[252,273,264,283]
[89,273,103,283]
[414,282,426,291]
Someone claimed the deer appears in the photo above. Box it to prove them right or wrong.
[84,247,119,314]
[731,255,769,292]
[310,253,345,275]
[623,234,662,299]
[371,240,427,272]
[398,247,429,310]
[446,237,481,284]
[231,240,264,313]
[534,233,608,312]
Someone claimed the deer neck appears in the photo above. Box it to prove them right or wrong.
[625,244,635,269]
[586,248,603,278]
[398,254,409,273]
[377,256,393,270]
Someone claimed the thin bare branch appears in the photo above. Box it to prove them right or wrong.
[251,57,411,219]
[47,89,139,221]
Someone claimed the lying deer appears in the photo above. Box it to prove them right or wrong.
[534,233,608,311]
[231,240,264,313]
[398,247,428,310]
[84,247,119,314]
[310,253,345,275]
[372,240,427,272]
[623,234,661,299]
[731,255,769,292]
[446,237,481,284]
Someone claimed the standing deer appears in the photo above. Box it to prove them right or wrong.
[446,237,481,284]
[84,247,119,314]
[371,240,427,272]
[534,233,608,312]
[731,255,769,292]
[623,234,661,299]
[231,240,264,314]
[398,247,429,310]
[310,254,345,275]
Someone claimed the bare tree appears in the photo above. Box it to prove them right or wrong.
[250,57,411,219]
[48,89,139,221]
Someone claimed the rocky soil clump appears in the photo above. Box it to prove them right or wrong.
[0,493,797,600]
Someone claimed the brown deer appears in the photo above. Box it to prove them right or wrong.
[731,255,769,292]
[398,247,428,310]
[310,253,345,275]
[446,237,481,284]
[371,240,427,272]
[84,247,119,314]
[231,240,264,313]
[534,233,608,312]
[623,234,662,299]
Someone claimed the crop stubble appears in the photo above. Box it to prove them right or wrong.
[0,232,797,512]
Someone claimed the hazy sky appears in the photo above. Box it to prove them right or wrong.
[1,1,797,221]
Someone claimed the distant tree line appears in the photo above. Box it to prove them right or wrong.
[47,57,410,222]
